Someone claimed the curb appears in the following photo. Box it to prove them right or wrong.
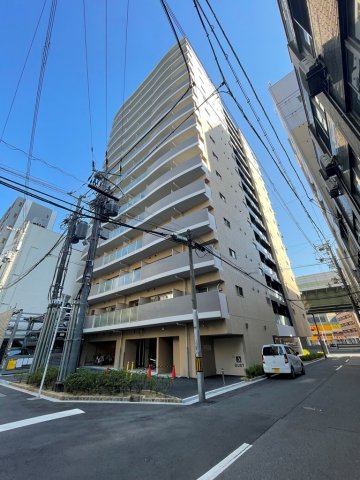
[0,380,182,405]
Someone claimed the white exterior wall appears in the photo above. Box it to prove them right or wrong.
[0,222,81,314]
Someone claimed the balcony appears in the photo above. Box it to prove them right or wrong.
[255,241,275,263]
[116,156,204,219]
[98,179,211,249]
[268,289,286,304]
[93,209,216,276]
[84,290,229,333]
[261,263,280,283]
[112,136,199,198]
[108,97,194,171]
[88,250,222,303]
[109,70,190,154]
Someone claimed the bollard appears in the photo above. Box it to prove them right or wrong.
[131,361,134,370]
[221,368,225,386]
[126,361,129,371]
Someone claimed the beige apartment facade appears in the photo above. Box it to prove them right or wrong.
[80,40,309,377]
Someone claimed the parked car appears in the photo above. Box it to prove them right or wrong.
[7,347,30,357]
[262,344,305,378]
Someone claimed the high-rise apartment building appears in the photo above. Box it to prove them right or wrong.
[275,0,360,293]
[80,40,309,377]
[0,197,56,256]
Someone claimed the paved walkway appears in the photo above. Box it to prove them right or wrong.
[167,375,243,399]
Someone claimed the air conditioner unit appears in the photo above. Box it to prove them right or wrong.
[319,153,338,179]
[298,54,326,97]
[326,176,341,198]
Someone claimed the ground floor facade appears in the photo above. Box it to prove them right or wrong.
[80,320,253,377]
[80,317,305,378]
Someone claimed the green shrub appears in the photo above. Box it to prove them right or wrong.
[245,364,264,378]
[63,369,172,396]
[27,367,59,389]
[300,352,324,362]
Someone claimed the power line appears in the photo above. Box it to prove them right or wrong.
[0,234,65,290]
[0,139,87,184]
[193,1,328,248]
[0,0,47,142]
[82,0,95,171]
[26,0,58,188]
[202,0,313,201]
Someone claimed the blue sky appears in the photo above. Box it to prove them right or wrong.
[0,0,333,277]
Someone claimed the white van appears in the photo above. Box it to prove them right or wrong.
[262,344,305,378]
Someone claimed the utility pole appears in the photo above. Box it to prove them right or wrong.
[36,295,69,398]
[1,309,23,369]
[30,198,84,373]
[186,229,206,403]
[62,197,104,377]
[57,174,119,385]
[311,313,328,358]
[319,243,360,328]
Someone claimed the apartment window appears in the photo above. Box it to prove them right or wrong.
[346,45,360,121]
[235,285,243,297]
[229,248,237,259]
[215,170,222,180]
[212,151,218,160]
[209,135,216,144]
[288,0,314,55]
[224,218,231,228]
[347,1,360,43]
[311,97,330,149]
[219,192,226,202]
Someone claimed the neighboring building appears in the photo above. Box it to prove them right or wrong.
[296,271,353,313]
[308,312,344,345]
[80,40,309,377]
[0,197,56,256]
[0,216,82,315]
[336,310,360,343]
[275,0,360,295]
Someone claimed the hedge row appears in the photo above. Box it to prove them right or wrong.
[27,368,172,395]
[300,352,324,361]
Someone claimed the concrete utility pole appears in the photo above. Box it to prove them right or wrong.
[63,197,104,377]
[186,230,206,403]
[30,198,83,373]
[37,295,69,398]
[311,313,328,358]
[319,243,360,328]
[57,175,119,385]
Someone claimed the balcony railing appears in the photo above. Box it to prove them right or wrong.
[89,250,221,301]
[94,209,216,271]
[84,290,228,332]
[100,179,210,246]
[116,155,203,218]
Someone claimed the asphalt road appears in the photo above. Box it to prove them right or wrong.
[0,357,359,480]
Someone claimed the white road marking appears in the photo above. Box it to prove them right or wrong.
[335,365,343,371]
[303,406,316,411]
[0,408,84,433]
[197,443,252,480]
[345,359,350,363]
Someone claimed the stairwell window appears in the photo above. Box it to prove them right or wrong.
[224,218,231,228]
[212,151,218,160]
[229,248,237,259]
[210,135,216,144]
[215,170,222,180]
[219,192,226,202]
[235,285,243,297]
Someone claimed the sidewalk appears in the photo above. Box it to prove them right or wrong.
[167,375,243,399]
